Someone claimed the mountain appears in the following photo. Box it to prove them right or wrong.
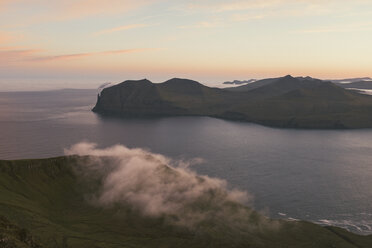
[93,78,238,117]
[223,79,257,85]
[1,156,372,248]
[93,76,372,129]
[225,77,279,92]
[233,80,372,128]
[241,75,325,97]
[225,76,321,93]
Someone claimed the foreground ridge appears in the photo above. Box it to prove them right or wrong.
[0,156,371,247]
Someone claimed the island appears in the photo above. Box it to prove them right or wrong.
[93,75,372,129]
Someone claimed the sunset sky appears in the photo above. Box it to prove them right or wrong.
[1,0,372,90]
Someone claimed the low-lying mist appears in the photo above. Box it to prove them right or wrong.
[65,142,276,229]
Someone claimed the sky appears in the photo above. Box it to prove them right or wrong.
[0,0,372,90]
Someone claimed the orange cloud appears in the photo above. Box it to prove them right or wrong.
[94,24,149,36]
[40,0,158,22]
[0,35,10,44]
[0,0,13,8]
[0,32,16,44]
[101,48,156,54]
[0,0,160,26]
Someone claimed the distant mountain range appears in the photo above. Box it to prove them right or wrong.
[225,76,372,90]
[336,81,372,90]
[330,77,372,84]
[93,75,372,129]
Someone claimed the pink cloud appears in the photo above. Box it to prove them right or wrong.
[0,48,41,63]
[0,35,11,44]
[0,47,157,67]
[31,48,156,62]
[38,0,158,22]
[65,0,152,18]
[0,32,17,44]
[0,0,160,26]
[94,24,149,35]
[101,48,156,54]
[32,52,93,61]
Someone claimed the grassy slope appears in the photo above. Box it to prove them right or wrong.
[0,215,42,247]
[0,157,372,248]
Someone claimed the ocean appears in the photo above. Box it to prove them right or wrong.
[0,89,371,234]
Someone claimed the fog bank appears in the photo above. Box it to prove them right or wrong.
[65,142,261,227]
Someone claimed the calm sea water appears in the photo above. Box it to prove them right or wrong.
[0,89,372,234]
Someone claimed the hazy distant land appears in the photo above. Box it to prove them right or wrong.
[224,77,372,86]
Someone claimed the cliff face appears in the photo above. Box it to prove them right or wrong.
[92,76,372,129]
[92,79,184,116]
[93,78,233,117]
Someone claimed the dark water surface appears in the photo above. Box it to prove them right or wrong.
[0,89,372,234]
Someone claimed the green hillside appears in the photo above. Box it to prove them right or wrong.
[0,157,372,247]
